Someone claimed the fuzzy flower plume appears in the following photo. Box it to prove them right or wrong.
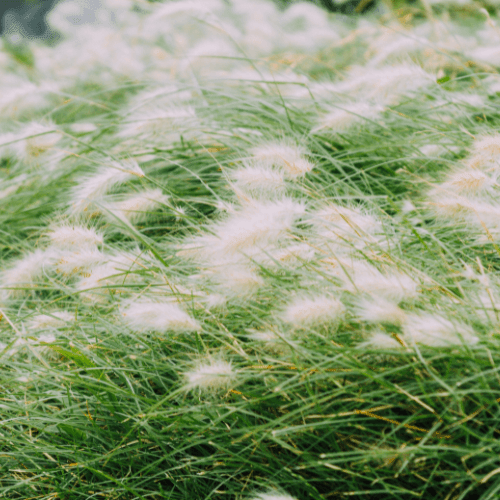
[427,194,479,219]
[0,76,58,118]
[402,313,479,347]
[473,291,500,324]
[313,102,384,134]
[70,123,98,134]
[353,269,418,303]
[121,299,201,333]
[76,264,122,303]
[355,296,407,325]
[54,249,108,277]
[6,335,59,359]
[250,491,298,500]
[203,293,227,310]
[181,38,239,76]
[1,249,56,300]
[106,189,169,223]
[118,106,198,143]
[127,85,194,114]
[230,163,286,198]
[441,168,494,195]
[325,259,418,303]
[75,251,144,303]
[469,133,500,167]
[184,359,236,392]
[215,200,236,214]
[357,331,404,350]
[10,122,63,163]
[281,294,345,327]
[257,243,316,268]
[181,198,306,262]
[251,142,314,179]
[333,63,435,105]
[211,263,265,297]
[312,203,382,248]
[145,0,220,35]
[428,191,500,232]
[48,225,103,249]
[69,160,145,216]
[223,198,305,252]
[27,311,74,331]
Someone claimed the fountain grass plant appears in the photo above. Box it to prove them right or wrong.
[2,0,500,499]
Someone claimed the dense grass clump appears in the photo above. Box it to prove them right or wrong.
[2,1,500,499]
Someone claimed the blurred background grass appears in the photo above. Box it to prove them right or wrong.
[2,0,500,45]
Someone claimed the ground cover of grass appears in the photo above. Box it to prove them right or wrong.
[2,1,500,499]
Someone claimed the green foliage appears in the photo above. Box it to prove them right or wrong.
[2,1,500,499]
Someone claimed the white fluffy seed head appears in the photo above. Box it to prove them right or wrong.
[0,77,58,118]
[442,93,486,110]
[257,243,316,267]
[464,153,499,172]
[69,160,145,216]
[355,296,407,325]
[184,359,236,392]
[281,295,345,327]
[418,144,447,157]
[326,259,418,303]
[54,249,108,276]
[230,163,286,198]
[403,313,479,347]
[273,243,316,264]
[74,251,143,303]
[118,106,198,142]
[203,293,227,310]
[430,195,500,230]
[76,263,120,303]
[401,200,416,214]
[121,300,201,333]
[70,123,98,134]
[312,203,382,248]
[251,142,314,179]
[251,491,298,500]
[215,200,237,213]
[213,264,265,297]
[364,64,435,104]
[10,122,62,163]
[6,334,58,359]
[313,102,384,134]
[473,291,500,323]
[330,64,434,99]
[442,169,493,195]
[27,311,74,331]
[472,133,500,160]
[348,268,418,303]
[47,225,103,249]
[428,194,477,218]
[1,249,56,299]
[461,264,478,280]
[127,84,194,113]
[357,331,404,350]
[190,198,306,260]
[106,188,169,223]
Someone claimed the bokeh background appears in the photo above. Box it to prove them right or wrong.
[0,0,379,43]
